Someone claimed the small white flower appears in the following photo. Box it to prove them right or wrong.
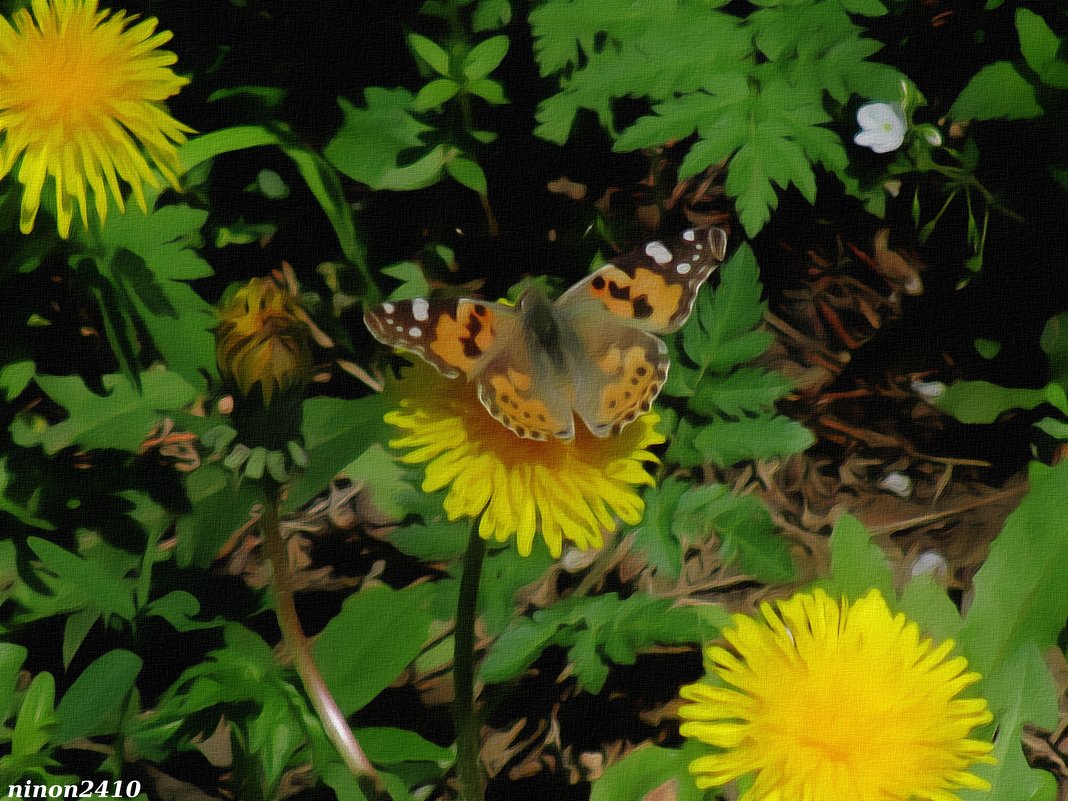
[854,102,907,154]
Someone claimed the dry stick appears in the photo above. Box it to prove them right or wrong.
[259,489,386,798]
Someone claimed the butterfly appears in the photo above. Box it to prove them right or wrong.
[365,227,728,441]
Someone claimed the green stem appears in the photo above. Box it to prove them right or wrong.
[259,486,385,798]
[454,520,487,801]
[928,162,1025,223]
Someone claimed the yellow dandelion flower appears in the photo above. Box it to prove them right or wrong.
[678,587,995,801]
[215,278,311,406]
[0,0,194,237]
[384,362,665,558]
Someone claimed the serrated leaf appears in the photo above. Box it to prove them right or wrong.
[446,156,489,194]
[11,370,196,454]
[325,89,448,191]
[688,367,792,417]
[314,585,434,714]
[408,33,451,77]
[411,78,459,111]
[27,537,137,621]
[950,62,1042,121]
[630,478,688,579]
[463,35,509,80]
[54,649,141,743]
[693,414,814,466]
[0,457,54,531]
[675,484,795,583]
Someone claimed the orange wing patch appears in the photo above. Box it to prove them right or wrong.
[479,371,571,441]
[429,300,498,377]
[586,266,683,331]
[595,345,666,430]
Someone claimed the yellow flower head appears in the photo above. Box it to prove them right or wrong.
[384,362,665,558]
[679,588,995,801]
[0,0,194,237]
[215,278,311,406]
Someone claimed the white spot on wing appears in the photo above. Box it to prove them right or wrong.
[682,229,696,242]
[382,302,396,314]
[409,326,422,338]
[645,241,673,265]
[395,325,404,332]
[385,318,394,325]
[412,297,430,322]
[676,263,692,275]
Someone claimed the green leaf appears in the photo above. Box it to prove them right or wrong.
[668,244,773,398]
[824,514,894,600]
[27,537,136,621]
[0,457,54,531]
[354,727,453,764]
[693,415,814,466]
[630,479,689,579]
[841,0,887,14]
[175,463,259,568]
[0,643,28,723]
[314,585,434,714]
[472,0,511,32]
[0,360,35,402]
[446,156,489,194]
[388,520,470,561]
[411,78,460,111]
[11,370,197,454]
[466,76,509,105]
[381,261,431,301]
[325,89,449,191]
[62,610,99,669]
[898,574,963,643]
[1040,311,1068,390]
[1035,417,1068,439]
[591,741,709,801]
[949,62,1042,121]
[675,484,796,583]
[1016,9,1068,88]
[960,645,1058,801]
[688,367,792,417]
[143,590,223,631]
[341,444,418,521]
[958,461,1068,726]
[932,380,1050,424]
[408,33,451,77]
[12,672,55,759]
[482,593,722,693]
[463,35,509,80]
[973,338,1001,359]
[54,650,141,743]
[284,394,390,512]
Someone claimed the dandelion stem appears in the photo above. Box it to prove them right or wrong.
[454,520,487,801]
[259,486,385,798]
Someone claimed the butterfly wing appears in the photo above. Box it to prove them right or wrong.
[556,226,728,334]
[565,317,669,437]
[364,297,517,378]
[365,295,574,440]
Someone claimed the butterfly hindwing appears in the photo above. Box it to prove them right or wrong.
[566,317,669,437]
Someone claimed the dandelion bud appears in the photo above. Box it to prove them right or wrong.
[215,278,311,406]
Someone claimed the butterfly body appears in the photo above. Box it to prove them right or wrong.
[365,227,728,441]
